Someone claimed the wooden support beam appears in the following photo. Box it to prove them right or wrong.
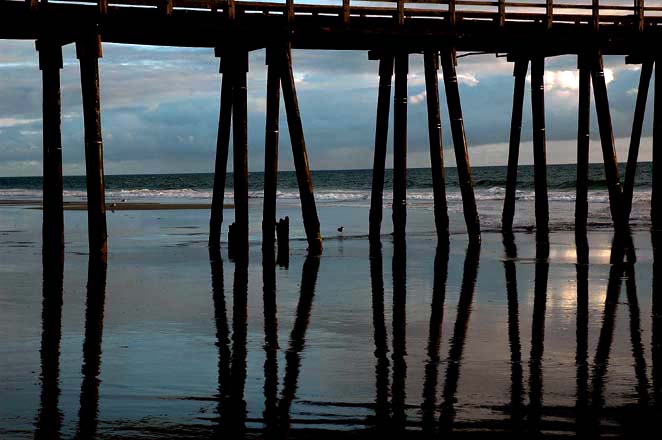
[227,0,236,20]
[76,35,108,261]
[591,53,626,234]
[369,55,394,241]
[342,0,350,25]
[232,51,250,260]
[592,0,600,32]
[26,0,37,13]
[502,58,528,233]
[98,0,108,15]
[280,46,323,254]
[286,0,294,25]
[397,0,404,26]
[449,0,456,28]
[423,50,449,239]
[653,58,662,230]
[262,47,281,250]
[158,0,173,16]
[546,0,553,29]
[530,56,549,236]
[624,60,653,220]
[637,0,645,32]
[575,55,591,232]
[209,56,233,247]
[392,51,408,239]
[497,0,505,28]
[440,49,481,240]
[37,41,64,259]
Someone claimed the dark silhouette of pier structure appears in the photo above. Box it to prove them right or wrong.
[2,0,662,259]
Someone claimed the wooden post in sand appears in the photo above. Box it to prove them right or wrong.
[440,49,480,240]
[502,58,528,233]
[368,53,394,241]
[262,47,281,251]
[530,56,549,236]
[423,50,449,239]
[37,40,64,257]
[209,51,234,248]
[76,34,107,260]
[575,54,591,232]
[280,45,323,254]
[232,50,250,260]
[392,51,408,239]
[590,53,626,235]
[623,60,653,220]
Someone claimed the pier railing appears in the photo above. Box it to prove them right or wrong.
[15,0,662,31]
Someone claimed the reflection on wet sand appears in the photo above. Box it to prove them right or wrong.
[575,231,590,435]
[528,237,548,436]
[391,237,407,431]
[654,232,662,414]
[369,241,390,432]
[262,247,279,436]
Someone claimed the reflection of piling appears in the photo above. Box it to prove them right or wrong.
[502,59,528,233]
[369,241,390,431]
[421,244,449,435]
[35,255,64,440]
[575,55,591,233]
[369,55,394,241]
[229,258,249,435]
[623,60,653,220]
[530,56,549,236]
[262,246,279,435]
[75,256,107,440]
[654,62,662,230]
[424,51,449,240]
[281,46,323,255]
[439,241,480,432]
[276,217,290,268]
[624,263,650,406]
[652,231,662,407]
[38,40,64,258]
[440,49,480,240]
[392,52,408,240]
[391,237,407,430]
[575,230,589,434]
[76,35,107,260]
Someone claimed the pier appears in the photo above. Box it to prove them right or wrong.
[2,0,662,258]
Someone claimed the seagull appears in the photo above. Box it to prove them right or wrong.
[337,225,344,233]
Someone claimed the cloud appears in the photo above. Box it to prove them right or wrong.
[409,90,426,104]
[0,117,40,128]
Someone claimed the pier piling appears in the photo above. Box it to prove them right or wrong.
[576,55,591,232]
[281,46,323,255]
[654,58,662,230]
[424,50,449,240]
[624,60,653,220]
[262,47,281,251]
[209,53,234,248]
[76,34,107,260]
[37,40,64,257]
[392,51,408,239]
[530,56,549,236]
[502,58,528,233]
[591,53,626,234]
[368,54,394,241]
[440,49,480,240]
[232,50,250,260]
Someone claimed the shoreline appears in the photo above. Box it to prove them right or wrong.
[0,199,233,211]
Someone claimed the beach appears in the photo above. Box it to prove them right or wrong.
[1,166,660,438]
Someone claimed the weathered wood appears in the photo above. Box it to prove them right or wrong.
[575,55,591,232]
[286,0,294,25]
[440,49,481,240]
[592,0,600,32]
[342,0,350,25]
[262,47,281,250]
[232,51,249,260]
[501,58,528,233]
[397,0,404,26]
[423,50,449,239]
[369,55,394,241]
[530,56,549,236]
[653,57,662,230]
[158,0,173,15]
[497,0,505,28]
[37,41,64,258]
[98,0,108,15]
[546,0,553,29]
[392,51,408,239]
[623,60,653,220]
[591,53,626,234]
[226,0,236,20]
[209,56,233,248]
[637,0,645,32]
[280,46,323,254]
[449,0,456,27]
[26,0,37,12]
[76,35,107,260]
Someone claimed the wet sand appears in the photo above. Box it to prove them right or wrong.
[1,200,661,439]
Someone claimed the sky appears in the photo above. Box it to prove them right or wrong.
[0,32,655,177]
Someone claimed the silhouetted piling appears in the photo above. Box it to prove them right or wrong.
[37,40,64,258]
[530,56,549,236]
[655,59,662,230]
[440,49,480,240]
[209,54,233,248]
[262,47,281,250]
[502,58,528,233]
[281,46,323,254]
[276,217,289,268]
[576,55,591,232]
[624,60,653,220]
[424,50,449,240]
[76,35,107,260]
[369,54,394,241]
[392,52,408,239]
[591,53,626,235]
[232,51,249,260]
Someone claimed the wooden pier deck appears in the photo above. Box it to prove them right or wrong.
[1,0,661,259]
